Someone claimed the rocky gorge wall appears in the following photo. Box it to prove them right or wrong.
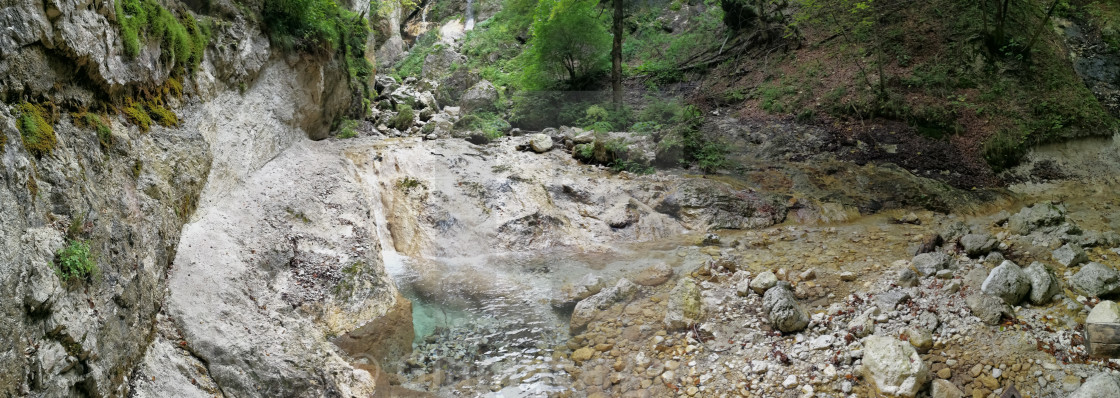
[0,0,405,396]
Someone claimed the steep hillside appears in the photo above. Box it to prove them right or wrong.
[374,0,1119,186]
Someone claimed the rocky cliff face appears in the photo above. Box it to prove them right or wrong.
[0,1,404,396]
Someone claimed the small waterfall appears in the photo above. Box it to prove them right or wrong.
[465,0,475,31]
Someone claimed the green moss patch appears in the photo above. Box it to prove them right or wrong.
[122,99,152,132]
[16,102,57,156]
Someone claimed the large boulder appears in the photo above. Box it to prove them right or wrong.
[1071,262,1120,297]
[664,278,704,330]
[528,133,553,153]
[1023,262,1061,305]
[761,283,809,333]
[436,68,480,105]
[458,80,499,114]
[1007,202,1065,235]
[912,252,952,277]
[1068,373,1120,398]
[570,278,638,333]
[981,260,1030,305]
[862,335,931,397]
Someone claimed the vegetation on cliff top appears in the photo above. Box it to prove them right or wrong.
[115,0,210,69]
[263,0,375,101]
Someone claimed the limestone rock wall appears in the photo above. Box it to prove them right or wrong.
[0,0,398,396]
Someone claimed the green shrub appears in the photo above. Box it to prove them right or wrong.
[390,104,416,131]
[982,130,1027,172]
[56,240,97,282]
[16,102,57,156]
[338,119,359,138]
[457,112,511,139]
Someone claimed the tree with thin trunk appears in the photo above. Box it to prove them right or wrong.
[611,0,623,110]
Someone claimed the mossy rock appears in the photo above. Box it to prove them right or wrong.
[16,102,57,156]
[74,112,114,150]
[390,104,415,131]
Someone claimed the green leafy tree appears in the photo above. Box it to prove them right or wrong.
[521,0,611,89]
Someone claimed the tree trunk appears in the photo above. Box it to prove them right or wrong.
[1026,0,1060,53]
[611,0,624,110]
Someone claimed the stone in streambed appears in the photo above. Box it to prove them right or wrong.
[981,260,1030,305]
[1053,243,1089,267]
[1071,262,1120,297]
[749,271,777,294]
[528,133,553,153]
[1068,373,1120,398]
[862,335,930,397]
[571,279,637,333]
[633,263,673,287]
[664,277,703,330]
[966,293,1013,325]
[762,282,808,333]
[912,251,952,277]
[960,233,997,257]
[1023,261,1061,305]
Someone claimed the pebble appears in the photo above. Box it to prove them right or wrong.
[783,375,798,389]
[938,368,952,379]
